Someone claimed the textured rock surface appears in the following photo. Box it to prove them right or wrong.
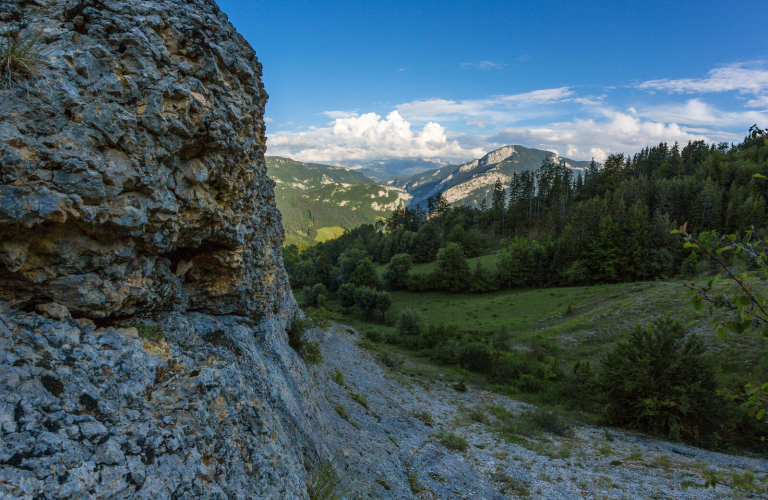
[0,1,334,498]
[0,0,287,318]
[0,306,334,499]
[316,325,768,500]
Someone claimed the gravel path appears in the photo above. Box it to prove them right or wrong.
[316,324,768,499]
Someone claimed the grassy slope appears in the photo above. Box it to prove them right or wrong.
[314,226,346,242]
[296,275,768,414]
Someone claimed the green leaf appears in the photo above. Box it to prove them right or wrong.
[757,410,765,420]
[754,173,767,179]
[728,234,737,242]
[683,242,699,249]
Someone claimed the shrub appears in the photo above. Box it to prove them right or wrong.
[354,287,390,319]
[469,261,498,293]
[288,314,323,364]
[383,253,412,290]
[599,318,720,442]
[353,287,377,318]
[439,432,469,451]
[498,409,573,438]
[422,322,451,349]
[397,308,423,337]
[412,409,434,426]
[0,27,45,87]
[458,342,494,374]
[337,283,356,312]
[378,351,404,369]
[375,291,391,319]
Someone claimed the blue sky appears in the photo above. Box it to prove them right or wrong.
[219,0,768,163]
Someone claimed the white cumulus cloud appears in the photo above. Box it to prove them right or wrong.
[267,111,486,162]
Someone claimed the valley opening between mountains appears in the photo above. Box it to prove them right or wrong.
[0,0,767,499]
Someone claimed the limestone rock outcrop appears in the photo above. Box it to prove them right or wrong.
[0,0,288,319]
[0,1,335,498]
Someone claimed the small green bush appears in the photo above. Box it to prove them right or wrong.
[397,307,423,337]
[289,314,323,364]
[599,318,720,442]
[377,351,404,369]
[412,409,434,426]
[383,253,412,290]
[440,432,469,451]
[498,409,573,438]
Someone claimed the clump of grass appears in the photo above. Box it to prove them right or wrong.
[407,473,426,493]
[412,409,434,426]
[491,472,530,497]
[0,27,45,87]
[452,380,468,392]
[334,405,349,420]
[307,457,364,500]
[439,432,469,451]
[499,409,573,438]
[649,455,672,469]
[332,369,345,387]
[128,323,164,342]
[351,392,369,410]
[289,313,323,364]
[467,407,490,424]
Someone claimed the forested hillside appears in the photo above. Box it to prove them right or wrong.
[267,157,412,244]
[286,127,768,291]
[283,127,768,451]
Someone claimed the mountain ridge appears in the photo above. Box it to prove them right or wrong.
[388,145,596,207]
[267,156,411,244]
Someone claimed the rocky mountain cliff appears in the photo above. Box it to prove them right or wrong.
[0,1,331,498]
[391,145,594,208]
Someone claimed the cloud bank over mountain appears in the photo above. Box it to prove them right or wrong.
[268,61,768,163]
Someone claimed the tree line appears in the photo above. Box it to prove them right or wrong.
[284,126,768,293]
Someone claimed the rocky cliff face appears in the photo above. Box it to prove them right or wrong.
[0,1,333,498]
[0,0,289,319]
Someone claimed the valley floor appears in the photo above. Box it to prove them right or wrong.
[314,324,768,499]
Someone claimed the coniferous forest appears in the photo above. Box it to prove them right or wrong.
[285,126,768,292]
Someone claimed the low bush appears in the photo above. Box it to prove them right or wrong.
[439,432,469,451]
[288,314,323,364]
[599,318,721,443]
[396,308,423,337]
